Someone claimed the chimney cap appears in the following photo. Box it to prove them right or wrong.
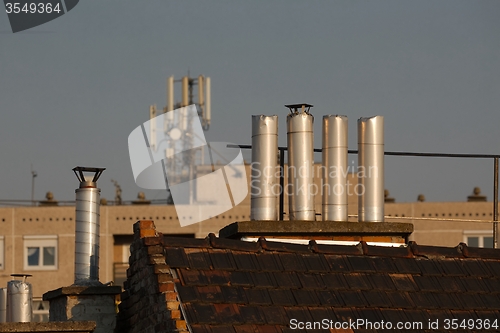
[285,104,313,114]
[73,167,106,185]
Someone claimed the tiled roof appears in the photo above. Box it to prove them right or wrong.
[117,221,500,333]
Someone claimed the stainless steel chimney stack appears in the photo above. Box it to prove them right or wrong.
[6,274,32,322]
[358,116,384,222]
[251,115,278,220]
[286,104,315,221]
[322,115,348,221]
[73,167,105,285]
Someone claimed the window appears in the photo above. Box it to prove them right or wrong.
[23,236,57,270]
[463,231,493,248]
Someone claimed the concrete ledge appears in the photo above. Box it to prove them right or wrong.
[43,286,122,301]
[0,321,96,332]
[219,221,414,239]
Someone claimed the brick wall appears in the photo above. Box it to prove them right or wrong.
[115,221,187,333]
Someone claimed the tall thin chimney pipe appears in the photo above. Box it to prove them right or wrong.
[286,104,315,221]
[322,115,348,221]
[358,116,384,222]
[251,115,278,220]
[73,167,105,285]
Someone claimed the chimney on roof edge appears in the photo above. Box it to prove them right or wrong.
[72,166,105,286]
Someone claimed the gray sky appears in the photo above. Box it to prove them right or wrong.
[1,1,500,204]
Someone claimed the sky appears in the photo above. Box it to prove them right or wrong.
[1,0,500,205]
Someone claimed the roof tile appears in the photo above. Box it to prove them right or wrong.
[323,255,350,272]
[185,249,212,270]
[209,249,237,270]
[191,303,217,323]
[365,274,396,291]
[165,247,189,267]
[345,256,375,273]
[268,289,296,306]
[261,306,288,325]
[332,308,358,322]
[301,253,330,272]
[413,275,442,292]
[459,259,492,277]
[178,268,209,286]
[204,270,230,285]
[197,286,224,303]
[392,258,421,274]
[363,290,390,308]
[244,288,272,305]
[315,290,344,307]
[366,256,398,273]
[271,272,302,289]
[384,290,414,309]
[238,305,267,324]
[458,277,489,293]
[220,286,247,304]
[436,276,466,293]
[408,292,439,309]
[213,303,242,323]
[233,324,260,333]
[379,308,410,325]
[251,271,278,288]
[320,273,349,290]
[388,273,417,291]
[409,242,464,258]
[256,252,284,271]
[296,272,326,290]
[432,292,462,310]
[343,273,372,290]
[480,277,500,292]
[189,324,212,333]
[337,290,366,307]
[439,259,468,276]
[482,260,500,276]
[415,259,444,276]
[229,271,254,287]
[176,285,199,302]
[255,325,282,333]
[277,253,307,272]
[307,306,337,322]
[292,289,320,306]
[461,243,500,260]
[232,252,259,271]
[210,325,237,333]
[283,306,313,323]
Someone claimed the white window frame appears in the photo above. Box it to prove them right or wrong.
[0,236,4,270]
[23,235,58,271]
[463,230,493,248]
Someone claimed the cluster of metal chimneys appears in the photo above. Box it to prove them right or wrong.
[250,104,384,222]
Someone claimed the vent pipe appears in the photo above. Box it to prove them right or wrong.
[251,115,278,220]
[358,116,384,222]
[73,166,105,285]
[0,287,6,322]
[322,115,348,221]
[6,274,32,322]
[286,104,315,221]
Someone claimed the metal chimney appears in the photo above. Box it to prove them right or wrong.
[251,115,278,221]
[73,166,105,285]
[0,287,6,322]
[286,104,315,221]
[322,115,348,221]
[6,274,32,322]
[358,116,384,222]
